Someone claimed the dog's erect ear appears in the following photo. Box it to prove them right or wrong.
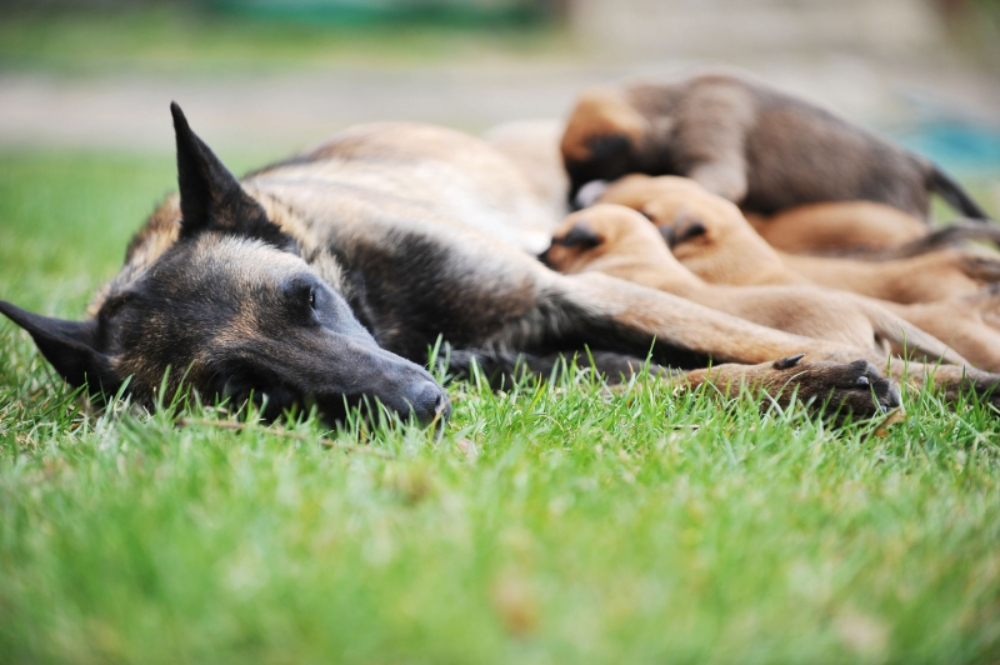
[554,223,603,251]
[0,300,120,395]
[171,103,293,249]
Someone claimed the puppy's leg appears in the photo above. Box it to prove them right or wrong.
[675,85,753,203]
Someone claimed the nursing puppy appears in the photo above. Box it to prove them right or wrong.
[595,175,1000,372]
[541,204,962,364]
[561,72,989,221]
[748,202,1000,259]
[599,174,1000,304]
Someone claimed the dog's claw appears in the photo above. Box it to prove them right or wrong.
[773,353,806,370]
[856,375,870,387]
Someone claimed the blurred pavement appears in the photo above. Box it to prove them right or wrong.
[1,53,999,157]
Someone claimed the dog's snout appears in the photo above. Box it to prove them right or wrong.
[409,381,451,426]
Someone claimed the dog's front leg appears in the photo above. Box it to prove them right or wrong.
[544,272,900,419]
[683,356,901,420]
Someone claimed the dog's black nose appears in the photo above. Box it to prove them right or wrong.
[409,381,451,426]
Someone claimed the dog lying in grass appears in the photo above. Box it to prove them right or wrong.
[2,104,950,426]
[593,175,1000,373]
[560,72,991,223]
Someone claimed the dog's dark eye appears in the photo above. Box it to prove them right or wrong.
[308,287,317,310]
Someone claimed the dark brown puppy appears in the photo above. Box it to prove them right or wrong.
[561,72,989,221]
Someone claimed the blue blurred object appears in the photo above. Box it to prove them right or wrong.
[205,0,548,25]
[892,121,1000,173]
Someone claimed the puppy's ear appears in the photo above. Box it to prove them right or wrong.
[554,223,603,251]
[0,300,120,396]
[171,103,293,250]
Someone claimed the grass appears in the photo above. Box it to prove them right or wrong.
[0,6,571,76]
[1,151,1000,663]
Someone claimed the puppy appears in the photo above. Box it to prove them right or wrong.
[598,174,1000,304]
[541,203,962,364]
[594,175,1000,371]
[749,202,1000,259]
[561,72,989,221]
[745,202,928,255]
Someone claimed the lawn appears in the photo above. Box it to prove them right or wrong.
[1,152,1000,664]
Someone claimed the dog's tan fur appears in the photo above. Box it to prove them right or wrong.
[543,203,963,364]
[595,175,1000,371]
[484,119,570,222]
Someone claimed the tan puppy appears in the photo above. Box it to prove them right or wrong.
[541,204,963,364]
[745,202,927,255]
[594,176,1000,371]
[750,204,1000,260]
[599,174,1000,304]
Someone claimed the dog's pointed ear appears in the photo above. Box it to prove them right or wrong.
[171,103,293,249]
[0,300,120,395]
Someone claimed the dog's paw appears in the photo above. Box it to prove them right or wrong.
[768,356,901,420]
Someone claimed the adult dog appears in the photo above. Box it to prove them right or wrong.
[5,105,999,427]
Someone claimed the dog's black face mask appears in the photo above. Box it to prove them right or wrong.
[0,103,449,428]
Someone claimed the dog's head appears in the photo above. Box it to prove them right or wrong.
[561,88,649,208]
[0,104,450,427]
[539,204,666,276]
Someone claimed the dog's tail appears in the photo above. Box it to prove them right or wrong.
[928,166,990,221]
[857,298,969,366]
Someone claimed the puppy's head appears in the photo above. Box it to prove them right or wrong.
[540,203,662,275]
[596,175,746,263]
[561,88,649,207]
[0,104,449,428]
